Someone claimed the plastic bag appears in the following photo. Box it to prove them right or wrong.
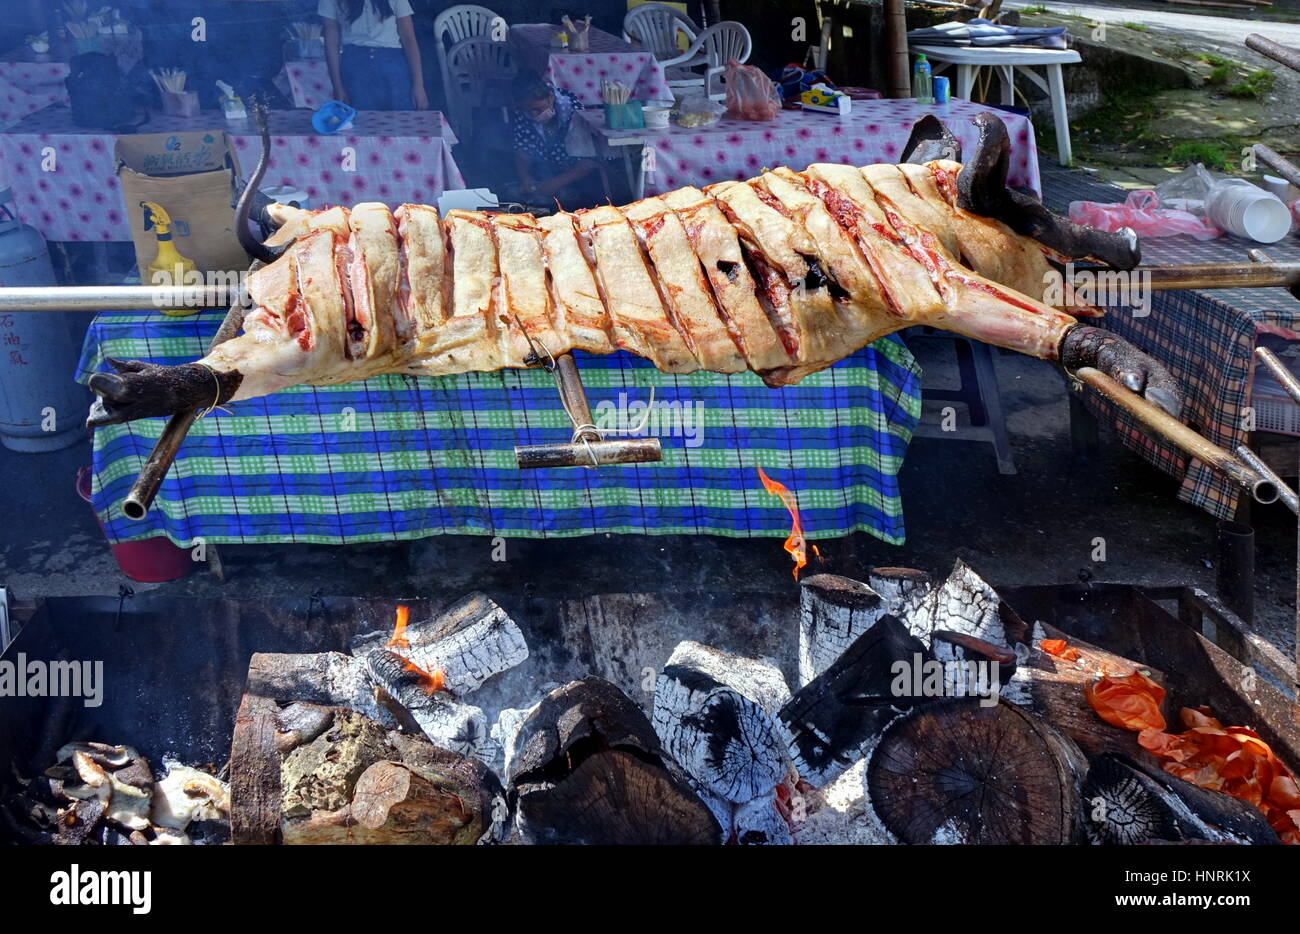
[1068,189,1221,241]
[675,95,725,129]
[724,60,781,121]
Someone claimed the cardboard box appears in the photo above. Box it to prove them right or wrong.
[115,129,247,277]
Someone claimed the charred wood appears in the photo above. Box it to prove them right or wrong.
[509,677,722,845]
[867,697,1087,844]
[781,614,928,787]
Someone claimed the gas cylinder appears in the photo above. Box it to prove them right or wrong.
[0,189,90,452]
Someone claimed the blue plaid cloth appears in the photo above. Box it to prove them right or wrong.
[77,311,922,546]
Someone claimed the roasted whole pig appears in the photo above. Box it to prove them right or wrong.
[88,114,1180,427]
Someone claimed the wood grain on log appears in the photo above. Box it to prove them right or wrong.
[510,677,721,845]
[352,592,528,695]
[350,761,478,844]
[798,574,887,687]
[1081,753,1280,846]
[867,697,1087,845]
[246,652,396,727]
[363,649,494,763]
[781,614,927,787]
[1014,621,1166,760]
[230,693,282,845]
[653,641,792,806]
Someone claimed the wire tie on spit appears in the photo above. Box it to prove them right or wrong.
[196,363,234,419]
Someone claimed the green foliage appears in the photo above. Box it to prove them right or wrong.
[1168,141,1230,170]
[1225,70,1277,100]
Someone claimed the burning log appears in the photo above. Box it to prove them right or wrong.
[780,614,929,787]
[1082,753,1280,845]
[363,649,494,763]
[652,641,792,807]
[246,651,398,728]
[797,570,935,688]
[352,593,529,695]
[508,677,722,845]
[868,567,934,620]
[274,702,336,754]
[867,697,1087,844]
[798,574,887,687]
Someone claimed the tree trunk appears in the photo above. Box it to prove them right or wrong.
[883,0,911,98]
[867,697,1087,844]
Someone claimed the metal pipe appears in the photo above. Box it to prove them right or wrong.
[122,301,247,520]
[0,284,241,312]
[1216,519,1255,625]
[1254,346,1300,406]
[1236,445,1299,514]
[1074,367,1278,503]
[1246,33,1300,74]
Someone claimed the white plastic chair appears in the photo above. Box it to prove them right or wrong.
[434,5,501,111]
[623,3,700,61]
[443,35,517,140]
[676,21,752,101]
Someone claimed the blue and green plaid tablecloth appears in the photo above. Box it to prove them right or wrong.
[77,311,922,546]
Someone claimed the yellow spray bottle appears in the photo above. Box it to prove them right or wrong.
[140,200,197,317]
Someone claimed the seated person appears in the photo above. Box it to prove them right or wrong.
[509,73,608,208]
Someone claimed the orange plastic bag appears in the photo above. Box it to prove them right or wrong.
[1084,670,1166,731]
[1138,707,1300,845]
[724,61,782,121]
[1039,638,1081,662]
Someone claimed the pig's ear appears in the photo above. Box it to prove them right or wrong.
[900,115,962,164]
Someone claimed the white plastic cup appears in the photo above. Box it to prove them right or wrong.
[1207,183,1292,243]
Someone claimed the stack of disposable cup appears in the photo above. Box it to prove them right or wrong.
[1206,181,1293,243]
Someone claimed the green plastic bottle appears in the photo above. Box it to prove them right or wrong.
[913,54,934,105]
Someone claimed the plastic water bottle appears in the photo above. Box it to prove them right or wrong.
[913,54,933,105]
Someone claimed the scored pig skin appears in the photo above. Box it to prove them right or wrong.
[86,157,1181,427]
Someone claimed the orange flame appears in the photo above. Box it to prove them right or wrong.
[402,657,447,696]
[757,466,806,580]
[386,604,411,649]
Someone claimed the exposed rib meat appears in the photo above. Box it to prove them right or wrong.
[85,157,1181,430]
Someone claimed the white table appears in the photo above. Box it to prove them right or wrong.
[911,44,1081,166]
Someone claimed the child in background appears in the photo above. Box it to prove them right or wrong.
[510,73,607,207]
[319,0,427,110]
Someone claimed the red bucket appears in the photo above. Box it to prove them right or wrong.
[76,468,193,584]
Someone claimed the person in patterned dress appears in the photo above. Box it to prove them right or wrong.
[509,72,608,208]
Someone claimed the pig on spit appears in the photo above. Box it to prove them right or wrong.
[87,114,1181,431]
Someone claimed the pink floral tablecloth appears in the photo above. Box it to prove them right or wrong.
[510,24,674,106]
[629,99,1042,197]
[0,108,464,242]
[0,58,70,128]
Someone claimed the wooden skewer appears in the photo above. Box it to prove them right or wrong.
[1074,367,1278,504]
[1074,261,1300,297]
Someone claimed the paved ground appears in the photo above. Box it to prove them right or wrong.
[1012,2,1300,40]
[3,339,1294,668]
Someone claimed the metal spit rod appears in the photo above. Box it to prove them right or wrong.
[1075,367,1280,504]
[0,284,240,312]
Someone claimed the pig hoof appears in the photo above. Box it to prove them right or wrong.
[1060,325,1182,420]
